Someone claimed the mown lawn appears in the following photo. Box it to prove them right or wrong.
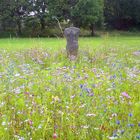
[0,34,140,140]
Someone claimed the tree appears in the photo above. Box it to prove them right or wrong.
[0,0,14,31]
[104,0,140,30]
[47,0,104,36]
[72,0,104,36]
[0,0,28,36]
[132,0,140,24]
[11,0,28,35]
[47,0,71,22]
[28,0,48,31]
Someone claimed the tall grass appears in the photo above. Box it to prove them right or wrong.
[0,34,140,140]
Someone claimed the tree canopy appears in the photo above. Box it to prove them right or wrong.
[0,0,140,37]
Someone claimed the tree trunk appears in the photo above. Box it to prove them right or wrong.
[40,18,45,31]
[1,20,6,31]
[90,24,96,36]
[17,19,22,36]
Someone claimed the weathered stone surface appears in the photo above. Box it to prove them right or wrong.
[64,27,80,59]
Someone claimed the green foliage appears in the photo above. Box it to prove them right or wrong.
[27,0,48,30]
[72,0,103,25]
[104,0,140,29]
[0,0,29,35]
[0,0,140,37]
[72,0,104,35]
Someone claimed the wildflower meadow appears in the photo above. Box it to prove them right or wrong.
[0,34,140,140]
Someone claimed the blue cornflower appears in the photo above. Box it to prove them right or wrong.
[113,74,116,79]
[136,135,140,139]
[80,84,83,89]
[127,124,134,127]
[128,113,133,117]
[112,132,117,137]
[109,76,113,80]
[116,120,120,125]
[85,88,91,93]
[120,130,125,135]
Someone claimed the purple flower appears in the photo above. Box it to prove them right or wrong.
[116,120,120,125]
[127,124,134,127]
[86,88,91,93]
[88,93,94,97]
[28,120,33,126]
[112,132,117,137]
[24,92,30,95]
[129,113,133,117]
[112,82,116,88]
[71,95,76,99]
[121,92,131,99]
[113,75,116,78]
[80,84,83,89]
[120,130,125,134]
[138,122,140,127]
[73,66,76,69]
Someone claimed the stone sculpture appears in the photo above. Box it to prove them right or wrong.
[64,27,80,59]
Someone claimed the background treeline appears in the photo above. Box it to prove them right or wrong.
[0,0,140,37]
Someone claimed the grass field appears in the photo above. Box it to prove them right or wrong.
[0,36,140,50]
[0,34,140,140]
